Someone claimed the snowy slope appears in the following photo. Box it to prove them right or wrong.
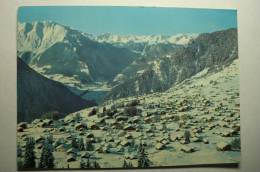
[106,28,238,99]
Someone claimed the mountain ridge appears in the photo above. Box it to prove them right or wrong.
[94,32,198,45]
[17,21,238,102]
[17,21,138,85]
[106,28,238,99]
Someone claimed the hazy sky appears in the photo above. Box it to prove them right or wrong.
[18,6,237,35]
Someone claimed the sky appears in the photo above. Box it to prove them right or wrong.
[18,6,237,36]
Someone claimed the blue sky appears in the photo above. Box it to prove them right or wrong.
[18,6,237,35]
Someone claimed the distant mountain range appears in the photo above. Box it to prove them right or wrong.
[17,21,238,102]
[17,58,96,122]
[95,33,197,45]
[91,32,197,57]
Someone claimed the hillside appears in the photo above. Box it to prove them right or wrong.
[17,58,96,122]
[17,22,238,104]
[17,58,240,168]
[107,28,238,99]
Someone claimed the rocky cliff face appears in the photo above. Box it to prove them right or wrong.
[106,28,238,99]
[17,58,96,122]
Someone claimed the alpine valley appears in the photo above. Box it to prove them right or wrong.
[17,21,240,169]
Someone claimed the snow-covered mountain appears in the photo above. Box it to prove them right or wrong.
[95,33,198,45]
[93,33,197,55]
[17,21,238,103]
[17,21,69,53]
[106,28,238,99]
[17,21,138,87]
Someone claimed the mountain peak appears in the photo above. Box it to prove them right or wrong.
[17,21,69,52]
[18,20,67,28]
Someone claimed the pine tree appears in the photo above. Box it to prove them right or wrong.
[93,160,101,168]
[184,130,191,144]
[86,157,91,168]
[39,136,55,168]
[74,113,81,123]
[123,159,133,168]
[17,158,24,170]
[162,123,167,131]
[71,136,78,149]
[23,137,36,169]
[80,156,92,169]
[128,161,133,168]
[137,142,151,168]
[47,135,54,151]
[78,138,85,151]
[85,140,94,151]
[17,144,23,157]
[123,159,128,168]
[103,107,106,113]
[80,158,87,169]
